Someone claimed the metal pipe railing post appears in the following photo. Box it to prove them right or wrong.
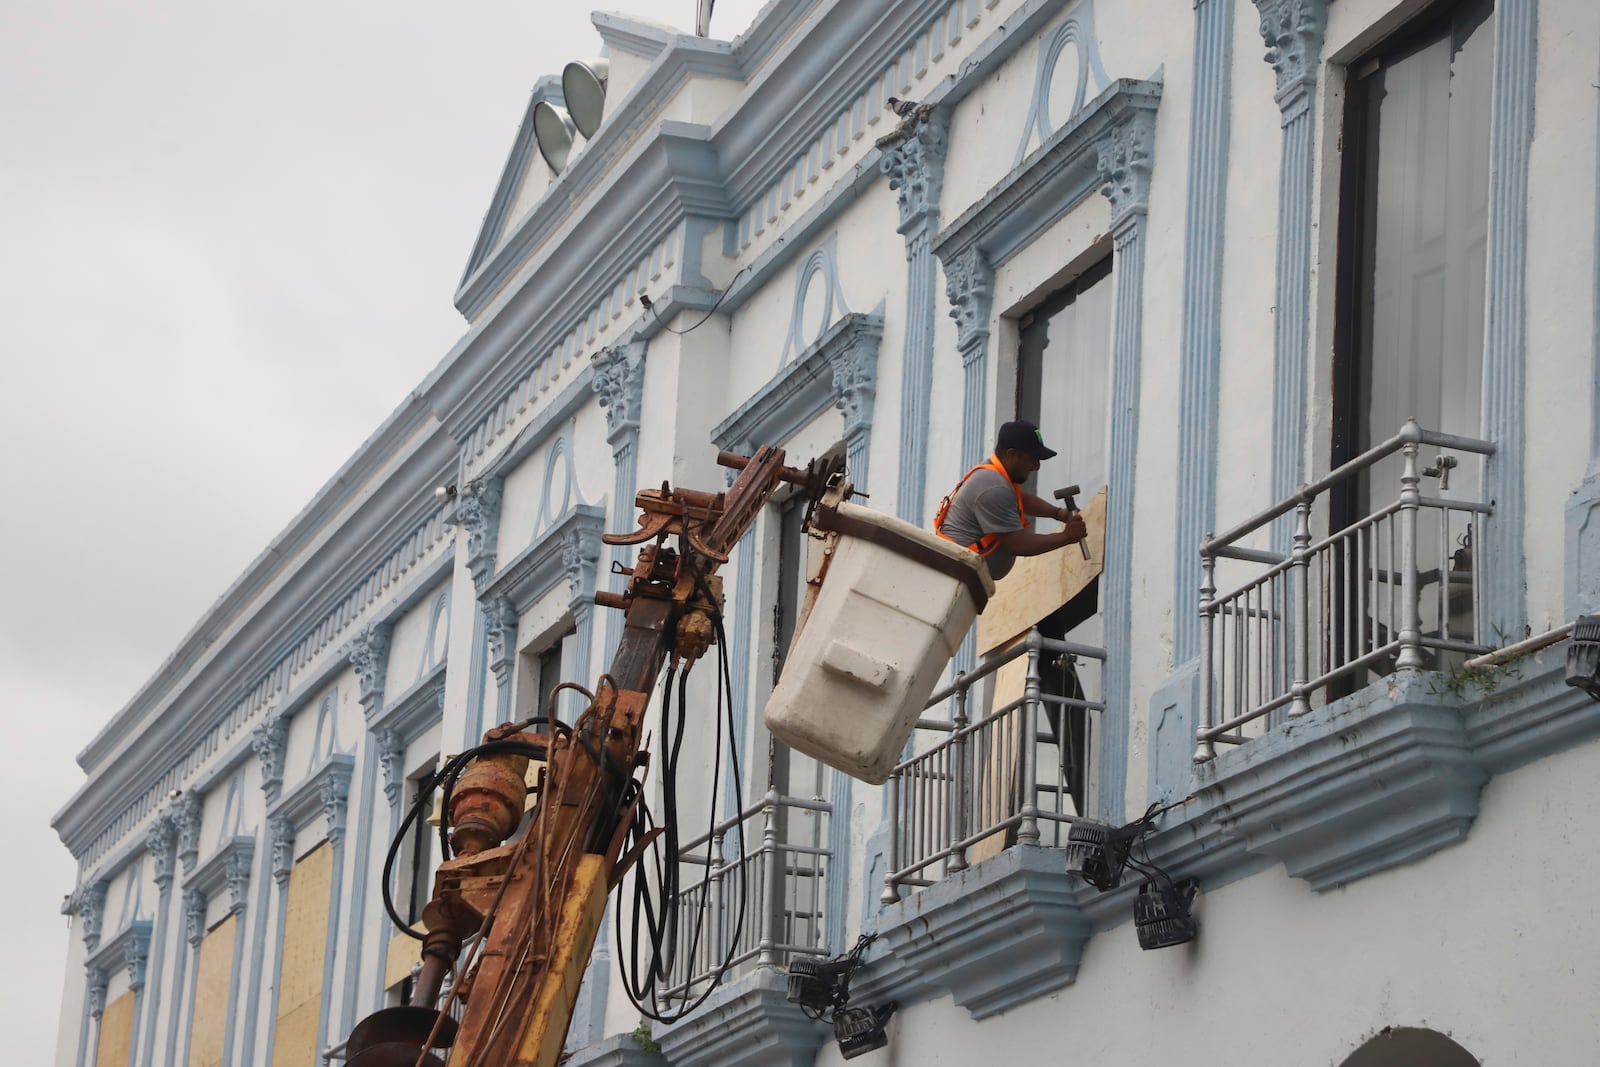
[710,828,726,974]
[1395,432,1427,670]
[1017,641,1042,845]
[1289,497,1314,716]
[947,681,970,873]
[880,773,901,906]
[757,791,780,967]
[1195,551,1217,761]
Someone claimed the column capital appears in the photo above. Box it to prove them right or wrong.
[879,113,950,234]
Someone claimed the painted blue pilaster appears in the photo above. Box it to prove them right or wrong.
[1256,0,1328,549]
[593,339,648,665]
[371,727,407,1013]
[724,527,757,824]
[1153,0,1235,808]
[317,787,351,1056]
[162,796,201,1067]
[484,596,518,726]
[881,115,949,526]
[338,626,392,1026]
[1173,0,1235,661]
[238,830,274,1067]
[259,818,295,1067]
[1095,109,1157,825]
[137,816,175,1067]
[943,244,996,679]
[219,850,252,1067]
[122,922,153,1067]
[1482,0,1537,638]
[82,969,108,1067]
[1574,34,1600,619]
[457,477,503,743]
[171,892,203,1067]
[336,740,380,1032]
[561,536,602,722]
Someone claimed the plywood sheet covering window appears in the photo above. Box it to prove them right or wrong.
[187,914,237,1067]
[95,990,135,1067]
[272,841,333,1067]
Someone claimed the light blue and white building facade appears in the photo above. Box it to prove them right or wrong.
[52,1,1600,1064]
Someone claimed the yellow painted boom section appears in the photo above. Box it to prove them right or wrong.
[512,853,611,1067]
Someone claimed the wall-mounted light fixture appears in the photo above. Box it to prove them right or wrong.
[1066,806,1201,951]
[1566,615,1600,701]
[786,934,897,1058]
[533,99,578,173]
[561,59,609,138]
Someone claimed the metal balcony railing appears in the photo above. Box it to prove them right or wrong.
[662,792,830,1001]
[1194,420,1496,762]
[882,630,1106,904]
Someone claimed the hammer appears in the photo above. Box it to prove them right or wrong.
[1053,484,1091,560]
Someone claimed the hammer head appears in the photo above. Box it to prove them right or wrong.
[1052,484,1082,507]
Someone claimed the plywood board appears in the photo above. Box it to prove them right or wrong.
[385,927,423,991]
[272,841,332,1067]
[95,991,135,1067]
[188,914,237,1067]
[976,486,1107,652]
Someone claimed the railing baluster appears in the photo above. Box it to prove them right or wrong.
[1290,497,1313,717]
[1018,645,1041,844]
[881,770,901,905]
[1196,553,1216,762]
[1395,431,1426,670]
[949,684,969,872]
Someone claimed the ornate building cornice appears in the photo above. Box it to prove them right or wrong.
[880,114,950,235]
[944,246,995,360]
[347,622,394,718]
[145,811,177,892]
[1096,109,1157,235]
[376,728,407,808]
[592,340,648,449]
[182,887,207,947]
[1254,0,1328,113]
[173,792,202,874]
[252,715,290,805]
[78,880,109,954]
[455,479,505,592]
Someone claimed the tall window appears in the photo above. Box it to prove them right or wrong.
[1330,0,1495,672]
[1333,0,1495,511]
[515,632,570,724]
[1016,256,1114,500]
[1013,258,1113,816]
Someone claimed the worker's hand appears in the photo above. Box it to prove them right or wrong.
[1059,513,1087,544]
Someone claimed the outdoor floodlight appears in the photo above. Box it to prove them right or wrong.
[1134,878,1200,951]
[1565,615,1600,702]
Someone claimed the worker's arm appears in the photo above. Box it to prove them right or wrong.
[994,514,1087,557]
[1020,491,1075,523]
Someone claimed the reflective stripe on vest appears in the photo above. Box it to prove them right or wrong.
[933,454,1028,558]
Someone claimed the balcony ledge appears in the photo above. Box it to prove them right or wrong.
[564,1033,669,1067]
[654,967,828,1067]
[872,845,1091,1020]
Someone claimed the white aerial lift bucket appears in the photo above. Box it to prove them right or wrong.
[764,484,994,784]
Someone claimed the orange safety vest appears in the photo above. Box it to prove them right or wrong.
[933,454,1028,558]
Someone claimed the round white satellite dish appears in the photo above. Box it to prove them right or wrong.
[562,59,610,139]
[533,100,577,173]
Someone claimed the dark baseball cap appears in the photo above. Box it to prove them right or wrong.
[995,420,1057,460]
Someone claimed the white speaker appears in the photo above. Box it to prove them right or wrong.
[533,100,577,173]
[562,59,609,139]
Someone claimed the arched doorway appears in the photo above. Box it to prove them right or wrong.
[1339,1027,1479,1067]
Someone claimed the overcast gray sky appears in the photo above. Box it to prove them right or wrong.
[0,1,766,1058]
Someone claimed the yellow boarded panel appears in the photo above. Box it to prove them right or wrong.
[968,652,1030,865]
[95,991,135,1067]
[188,914,237,1067]
[384,927,424,991]
[976,486,1108,651]
[272,841,332,1067]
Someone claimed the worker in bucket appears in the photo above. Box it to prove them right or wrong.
[934,420,1088,581]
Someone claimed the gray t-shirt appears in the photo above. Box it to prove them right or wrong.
[940,467,1026,579]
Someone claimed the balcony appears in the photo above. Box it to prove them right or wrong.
[881,630,1106,903]
[1195,420,1497,761]
[661,792,832,1004]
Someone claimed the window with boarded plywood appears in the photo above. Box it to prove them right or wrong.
[272,841,333,1067]
[95,990,135,1067]
[187,914,237,1067]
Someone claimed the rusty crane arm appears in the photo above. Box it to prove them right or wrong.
[343,447,831,1067]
